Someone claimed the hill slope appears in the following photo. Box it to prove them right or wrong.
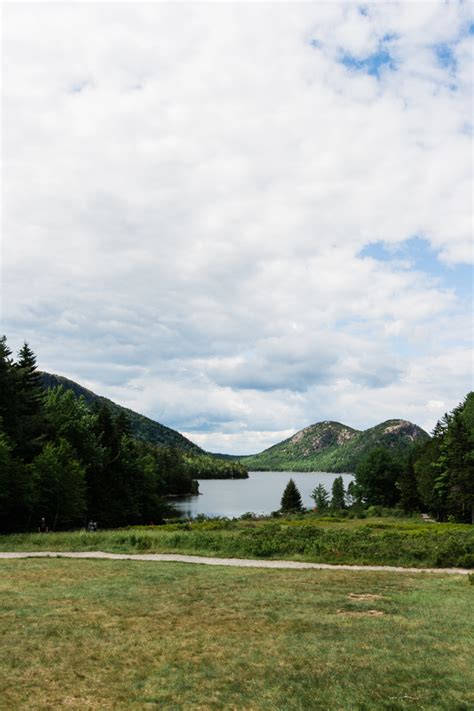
[40,373,204,454]
[241,419,429,472]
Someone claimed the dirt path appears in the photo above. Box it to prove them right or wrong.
[0,551,470,575]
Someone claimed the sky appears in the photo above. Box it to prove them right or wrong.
[2,1,473,454]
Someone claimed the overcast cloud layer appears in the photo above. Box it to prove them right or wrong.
[2,2,473,453]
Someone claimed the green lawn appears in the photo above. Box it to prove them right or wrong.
[0,559,472,710]
[1,517,473,568]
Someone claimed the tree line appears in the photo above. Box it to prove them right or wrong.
[0,337,245,533]
[279,393,473,523]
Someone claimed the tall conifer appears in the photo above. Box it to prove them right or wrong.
[15,343,45,461]
[331,476,346,509]
[0,336,20,442]
[280,479,303,512]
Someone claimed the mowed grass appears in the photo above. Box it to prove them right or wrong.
[0,560,473,710]
[1,517,473,568]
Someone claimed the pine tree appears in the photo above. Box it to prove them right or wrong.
[115,411,133,439]
[280,479,303,512]
[0,429,32,532]
[397,449,420,514]
[0,336,20,443]
[15,343,45,461]
[438,393,474,523]
[311,483,329,510]
[331,475,346,510]
[414,438,445,519]
[16,343,44,410]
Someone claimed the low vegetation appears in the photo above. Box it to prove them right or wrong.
[0,558,472,710]
[1,517,473,568]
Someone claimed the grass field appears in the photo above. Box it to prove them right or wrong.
[0,559,472,710]
[1,517,473,568]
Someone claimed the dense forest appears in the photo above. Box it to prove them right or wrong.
[408,392,474,523]
[0,337,246,532]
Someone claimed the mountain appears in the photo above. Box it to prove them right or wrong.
[240,419,430,472]
[40,372,204,454]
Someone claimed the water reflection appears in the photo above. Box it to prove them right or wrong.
[173,470,354,518]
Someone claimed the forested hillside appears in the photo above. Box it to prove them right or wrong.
[0,337,246,533]
[40,373,248,482]
[241,419,429,472]
[41,373,203,454]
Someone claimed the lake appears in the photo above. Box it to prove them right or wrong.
[173,470,354,518]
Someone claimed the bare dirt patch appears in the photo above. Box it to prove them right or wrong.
[336,609,385,617]
[347,593,383,601]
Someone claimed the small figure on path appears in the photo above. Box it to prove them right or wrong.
[38,518,48,533]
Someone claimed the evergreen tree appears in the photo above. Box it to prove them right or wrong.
[15,343,45,461]
[311,483,329,510]
[0,336,19,443]
[280,479,303,512]
[115,411,133,439]
[413,396,474,522]
[94,404,121,461]
[159,447,195,496]
[414,438,446,519]
[355,448,403,506]
[436,394,474,523]
[331,476,346,510]
[0,430,32,532]
[397,448,421,514]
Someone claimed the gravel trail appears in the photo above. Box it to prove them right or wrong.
[0,551,470,574]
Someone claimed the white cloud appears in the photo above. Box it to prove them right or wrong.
[2,2,472,453]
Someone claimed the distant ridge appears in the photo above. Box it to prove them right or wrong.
[240,419,430,472]
[40,373,430,470]
[40,372,204,454]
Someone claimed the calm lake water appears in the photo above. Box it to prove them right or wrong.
[173,471,354,518]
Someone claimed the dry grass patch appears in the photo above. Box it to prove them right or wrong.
[0,559,472,710]
[336,608,385,617]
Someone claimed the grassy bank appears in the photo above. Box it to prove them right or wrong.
[1,517,473,568]
[0,559,472,710]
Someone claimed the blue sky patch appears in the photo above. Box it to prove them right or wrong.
[435,43,457,71]
[360,237,472,299]
[339,47,396,78]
